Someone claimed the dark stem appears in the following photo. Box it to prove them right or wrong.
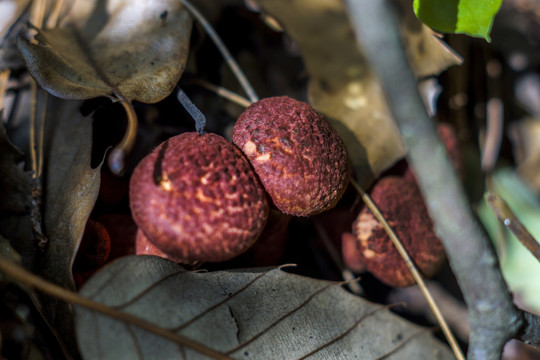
[520,311,540,347]
[176,88,206,135]
[344,1,524,359]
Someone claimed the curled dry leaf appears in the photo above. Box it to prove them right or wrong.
[258,0,460,186]
[75,255,454,360]
[17,0,192,103]
[37,98,102,352]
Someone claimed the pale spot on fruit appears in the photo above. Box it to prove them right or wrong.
[195,188,213,202]
[200,172,211,185]
[255,153,271,162]
[244,140,257,155]
[202,223,213,235]
[225,192,239,200]
[355,213,378,240]
[160,176,173,191]
[363,248,376,259]
[210,208,224,217]
[227,205,245,213]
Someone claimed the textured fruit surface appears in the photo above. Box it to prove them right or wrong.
[352,176,445,287]
[233,96,349,217]
[130,132,268,262]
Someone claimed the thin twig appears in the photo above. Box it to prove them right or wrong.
[30,82,38,178]
[178,0,259,103]
[30,0,47,28]
[350,179,465,360]
[192,79,252,108]
[37,91,47,178]
[108,95,138,175]
[485,192,540,262]
[46,0,65,28]
[176,88,206,134]
[0,255,233,360]
[0,70,9,111]
[481,98,504,172]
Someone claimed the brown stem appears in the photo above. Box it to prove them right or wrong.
[0,70,9,111]
[108,96,138,175]
[191,79,252,108]
[485,192,540,262]
[0,255,232,360]
[521,311,540,347]
[344,1,524,359]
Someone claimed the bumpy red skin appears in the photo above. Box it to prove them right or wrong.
[233,96,349,217]
[352,176,445,287]
[130,132,269,262]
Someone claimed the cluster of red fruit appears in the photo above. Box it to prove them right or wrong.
[130,96,349,263]
[122,96,457,287]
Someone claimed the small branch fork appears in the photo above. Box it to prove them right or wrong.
[344,0,532,359]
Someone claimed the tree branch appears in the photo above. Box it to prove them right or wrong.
[344,1,524,359]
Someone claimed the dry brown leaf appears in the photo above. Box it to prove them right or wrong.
[17,0,192,103]
[75,255,454,360]
[33,98,102,354]
[259,0,460,185]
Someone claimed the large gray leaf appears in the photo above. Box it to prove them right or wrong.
[17,0,192,103]
[76,255,453,359]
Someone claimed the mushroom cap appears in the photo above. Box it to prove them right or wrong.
[351,176,445,287]
[129,132,269,262]
[232,96,349,217]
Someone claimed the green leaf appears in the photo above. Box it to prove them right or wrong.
[413,0,503,41]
